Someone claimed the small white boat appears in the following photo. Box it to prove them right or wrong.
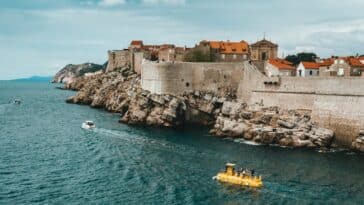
[82,121,95,130]
[13,99,21,104]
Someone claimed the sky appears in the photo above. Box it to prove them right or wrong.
[1,0,364,80]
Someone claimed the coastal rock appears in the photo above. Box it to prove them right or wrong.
[211,116,248,137]
[52,63,105,84]
[60,65,336,150]
[277,120,296,129]
[351,130,364,152]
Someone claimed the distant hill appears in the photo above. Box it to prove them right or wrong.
[52,62,105,84]
[10,76,53,82]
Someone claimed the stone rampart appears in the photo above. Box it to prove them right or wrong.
[241,72,364,146]
[141,61,364,147]
[141,62,244,96]
[106,50,131,72]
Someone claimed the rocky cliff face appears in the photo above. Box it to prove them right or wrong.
[52,63,105,84]
[210,103,334,148]
[63,66,336,150]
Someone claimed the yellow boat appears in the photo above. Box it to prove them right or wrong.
[214,163,263,188]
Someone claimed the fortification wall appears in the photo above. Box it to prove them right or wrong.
[241,73,364,146]
[141,61,364,146]
[141,62,244,95]
[106,50,145,74]
[106,50,131,72]
[133,52,144,75]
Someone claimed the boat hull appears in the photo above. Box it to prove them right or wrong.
[81,123,95,130]
[216,173,263,188]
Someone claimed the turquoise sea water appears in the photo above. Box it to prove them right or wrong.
[1,81,364,204]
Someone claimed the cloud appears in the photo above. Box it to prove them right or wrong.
[142,0,186,6]
[99,0,126,7]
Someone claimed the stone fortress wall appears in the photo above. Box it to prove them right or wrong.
[141,62,244,96]
[106,50,131,72]
[106,50,144,74]
[241,72,364,146]
[141,61,364,147]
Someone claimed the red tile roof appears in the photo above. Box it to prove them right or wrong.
[130,40,143,46]
[348,58,364,67]
[269,58,295,70]
[301,61,320,69]
[319,59,334,67]
[203,40,249,54]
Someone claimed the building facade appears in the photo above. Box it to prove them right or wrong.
[266,58,295,77]
[250,39,278,61]
[296,62,320,77]
[194,40,250,62]
[158,46,188,62]
[318,57,364,77]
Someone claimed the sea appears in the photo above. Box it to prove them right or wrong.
[1,79,364,205]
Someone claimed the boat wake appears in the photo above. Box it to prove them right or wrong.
[233,138,262,146]
[91,128,173,148]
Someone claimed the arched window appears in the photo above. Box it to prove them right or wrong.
[309,70,313,75]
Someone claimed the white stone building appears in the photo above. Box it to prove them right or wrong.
[265,58,295,77]
[296,62,320,77]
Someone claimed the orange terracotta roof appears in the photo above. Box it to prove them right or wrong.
[348,57,364,67]
[301,61,320,69]
[269,58,295,70]
[319,59,334,67]
[203,40,249,54]
[130,40,143,46]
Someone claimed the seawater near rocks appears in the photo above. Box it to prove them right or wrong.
[62,66,336,150]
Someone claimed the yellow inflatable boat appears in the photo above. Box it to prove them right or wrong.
[213,163,263,188]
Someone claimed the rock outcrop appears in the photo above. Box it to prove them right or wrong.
[62,65,335,150]
[52,63,105,84]
[210,102,334,148]
[352,130,364,152]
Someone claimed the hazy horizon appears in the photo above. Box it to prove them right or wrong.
[1,0,364,80]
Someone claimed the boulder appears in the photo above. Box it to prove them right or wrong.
[277,120,296,129]
[218,118,248,137]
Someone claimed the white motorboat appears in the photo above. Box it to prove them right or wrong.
[82,121,95,129]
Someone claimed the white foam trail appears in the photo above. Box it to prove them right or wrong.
[90,127,192,153]
[233,138,262,146]
[91,128,167,147]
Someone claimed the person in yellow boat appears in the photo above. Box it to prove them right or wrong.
[214,163,263,188]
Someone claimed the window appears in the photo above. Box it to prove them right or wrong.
[338,68,344,76]
[262,52,267,60]
[233,54,237,59]
[317,70,320,75]
[309,70,313,75]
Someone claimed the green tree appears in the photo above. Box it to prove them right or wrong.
[285,52,318,65]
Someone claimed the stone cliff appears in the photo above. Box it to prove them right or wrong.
[52,63,105,84]
[63,66,335,150]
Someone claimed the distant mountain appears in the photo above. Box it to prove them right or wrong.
[52,62,105,84]
[11,76,53,82]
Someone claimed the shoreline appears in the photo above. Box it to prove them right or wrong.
[60,66,342,152]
